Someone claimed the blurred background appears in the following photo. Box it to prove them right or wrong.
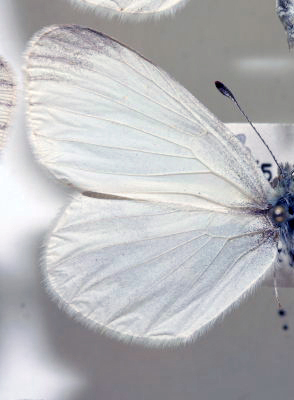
[1,1,294,399]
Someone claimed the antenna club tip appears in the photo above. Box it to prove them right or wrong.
[215,81,232,99]
[215,81,223,89]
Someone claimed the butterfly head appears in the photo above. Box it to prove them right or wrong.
[271,204,289,224]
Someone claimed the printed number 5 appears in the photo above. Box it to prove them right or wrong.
[261,163,272,181]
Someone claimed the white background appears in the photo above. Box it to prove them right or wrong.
[1,1,294,399]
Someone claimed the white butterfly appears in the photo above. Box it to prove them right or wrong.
[25,25,281,345]
[67,0,189,18]
[0,57,15,154]
[276,0,294,49]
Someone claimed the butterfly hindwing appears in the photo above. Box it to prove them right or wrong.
[44,193,277,344]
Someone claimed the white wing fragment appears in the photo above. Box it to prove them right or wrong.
[45,194,277,344]
[0,57,16,153]
[25,25,278,343]
[67,0,189,18]
[25,25,274,211]
[276,0,294,49]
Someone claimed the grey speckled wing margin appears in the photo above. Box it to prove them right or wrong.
[0,57,16,153]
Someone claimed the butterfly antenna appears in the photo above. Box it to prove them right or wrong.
[215,81,282,175]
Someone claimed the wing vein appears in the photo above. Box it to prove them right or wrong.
[33,132,196,160]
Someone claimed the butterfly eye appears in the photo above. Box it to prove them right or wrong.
[272,205,287,223]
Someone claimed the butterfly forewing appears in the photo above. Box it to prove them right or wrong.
[25,25,278,344]
[26,25,273,210]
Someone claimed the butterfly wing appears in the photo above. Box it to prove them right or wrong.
[45,194,276,344]
[26,25,273,211]
[67,0,188,18]
[0,58,16,153]
[25,25,278,343]
[276,0,294,49]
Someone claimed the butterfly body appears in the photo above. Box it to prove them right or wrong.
[271,164,294,265]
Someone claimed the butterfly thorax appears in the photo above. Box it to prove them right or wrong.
[270,163,294,265]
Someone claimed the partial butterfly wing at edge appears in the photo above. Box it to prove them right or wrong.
[67,0,189,18]
[276,0,294,49]
[25,25,278,344]
[0,57,16,153]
